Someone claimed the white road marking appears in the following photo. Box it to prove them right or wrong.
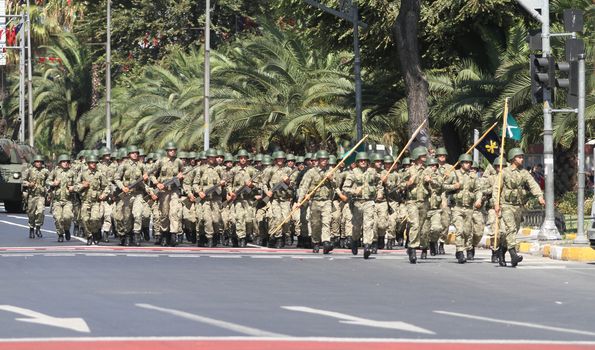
[434,310,595,337]
[250,255,283,259]
[0,220,87,243]
[6,215,27,220]
[0,254,34,257]
[124,254,159,257]
[282,306,435,335]
[0,336,594,344]
[135,303,287,337]
[167,254,200,258]
[208,255,242,258]
[0,305,90,333]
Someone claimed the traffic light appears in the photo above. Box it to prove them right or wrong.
[555,59,579,109]
[530,54,555,103]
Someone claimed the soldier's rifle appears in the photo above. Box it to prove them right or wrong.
[260,168,298,205]
[381,120,427,183]
[195,173,233,204]
[157,164,199,193]
[227,171,260,204]
[270,135,369,236]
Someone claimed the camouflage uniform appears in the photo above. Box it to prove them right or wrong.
[114,156,149,245]
[402,152,431,262]
[22,162,49,236]
[422,159,444,256]
[228,164,259,247]
[150,154,184,244]
[46,162,76,241]
[264,162,293,245]
[75,161,110,244]
[194,159,224,246]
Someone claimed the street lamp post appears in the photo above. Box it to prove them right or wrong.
[106,0,112,150]
[203,0,211,151]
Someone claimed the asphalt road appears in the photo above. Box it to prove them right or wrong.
[1,204,594,350]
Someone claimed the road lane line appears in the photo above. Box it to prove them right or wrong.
[135,303,287,337]
[434,310,595,337]
[0,220,86,243]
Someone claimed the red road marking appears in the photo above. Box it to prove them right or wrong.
[0,341,593,350]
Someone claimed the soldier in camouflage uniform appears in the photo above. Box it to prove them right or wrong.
[469,161,490,260]
[227,150,258,247]
[343,152,384,260]
[98,147,115,242]
[447,154,483,263]
[382,156,405,250]
[150,142,184,246]
[493,148,544,267]
[297,150,336,254]
[372,153,389,252]
[22,155,49,238]
[71,151,86,237]
[402,147,431,263]
[46,155,76,242]
[292,156,310,248]
[436,147,451,255]
[75,155,110,245]
[264,152,293,248]
[180,152,198,244]
[194,148,225,247]
[220,154,235,245]
[114,146,150,246]
[421,157,444,257]
[484,157,506,263]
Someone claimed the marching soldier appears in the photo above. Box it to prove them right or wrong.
[114,146,150,246]
[436,147,451,255]
[292,156,309,248]
[227,150,258,247]
[484,157,506,262]
[220,154,235,245]
[447,154,483,263]
[75,155,110,245]
[402,147,431,263]
[46,155,76,242]
[382,156,405,250]
[423,157,444,257]
[194,148,225,247]
[22,155,49,238]
[264,151,293,248]
[98,147,115,242]
[180,152,198,244]
[493,148,544,267]
[343,152,384,259]
[297,150,336,254]
[150,142,184,246]
[372,153,389,252]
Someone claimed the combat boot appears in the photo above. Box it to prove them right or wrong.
[102,231,110,243]
[386,238,394,250]
[296,236,303,248]
[363,244,372,259]
[57,235,64,243]
[86,236,93,245]
[430,242,437,256]
[345,237,352,250]
[239,238,247,248]
[143,227,151,241]
[438,242,446,255]
[498,246,507,267]
[134,231,142,246]
[29,228,34,239]
[73,224,80,237]
[456,251,467,264]
[351,239,358,255]
[408,248,417,264]
[35,226,42,238]
[420,249,428,259]
[509,248,523,267]
[467,248,475,261]
[371,242,378,254]
[491,249,499,263]
[119,237,127,246]
[397,237,404,247]
[312,242,320,253]
[377,238,385,250]
[275,237,283,249]
[161,233,169,247]
[323,241,333,254]
[170,233,178,247]
[155,235,163,245]
[65,229,71,241]
[207,238,215,248]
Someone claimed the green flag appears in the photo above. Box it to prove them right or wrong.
[506,113,521,141]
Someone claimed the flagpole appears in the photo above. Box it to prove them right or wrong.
[381,120,427,182]
[444,122,498,178]
[493,97,509,249]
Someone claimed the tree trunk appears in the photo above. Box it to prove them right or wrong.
[441,123,463,164]
[392,0,430,149]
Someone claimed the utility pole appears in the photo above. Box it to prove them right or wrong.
[575,53,588,244]
[26,0,33,147]
[105,0,112,150]
[203,0,211,151]
[18,14,25,144]
[304,0,367,142]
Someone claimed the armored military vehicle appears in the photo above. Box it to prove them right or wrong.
[0,139,35,212]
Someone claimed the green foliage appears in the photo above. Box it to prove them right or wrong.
[556,191,593,216]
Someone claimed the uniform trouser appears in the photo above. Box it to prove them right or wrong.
[27,195,45,228]
[470,209,486,250]
[392,202,407,239]
[52,201,73,235]
[498,204,523,249]
[234,199,256,239]
[158,190,182,235]
[485,208,497,248]
[440,206,451,243]
[309,199,332,244]
[256,203,270,239]
[221,203,231,231]
[341,201,353,238]
[330,200,342,239]
[81,201,102,238]
[424,208,443,245]
[182,198,196,233]
[452,206,474,253]
[116,193,145,235]
[406,201,428,249]
[194,201,204,237]
[73,199,81,226]
[112,199,126,237]
[385,202,400,240]
[374,201,390,242]
[202,199,223,239]
[101,201,113,232]
[269,199,290,238]
[150,199,160,235]
[141,198,152,230]
[351,200,375,245]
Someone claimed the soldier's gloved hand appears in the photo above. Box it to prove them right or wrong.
[99,194,106,201]
[266,191,273,198]
[424,175,431,182]
[538,197,545,206]
[338,193,348,202]
[254,195,262,200]
[82,181,90,188]
[283,176,290,184]
[293,203,301,210]
[245,180,252,187]
[177,173,184,179]
[220,180,226,186]
[53,180,60,187]
[143,174,149,181]
[453,182,461,190]
[68,186,74,192]
[494,205,501,217]
[122,186,130,193]
[229,192,237,200]
[188,193,195,202]
[355,187,362,195]
[156,183,165,191]
[150,194,158,201]
[474,200,482,209]
[199,192,206,200]
[406,178,415,187]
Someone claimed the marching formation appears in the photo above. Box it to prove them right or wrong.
[20,142,544,266]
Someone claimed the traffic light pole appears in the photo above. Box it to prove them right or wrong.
[575,53,588,244]
[106,0,112,150]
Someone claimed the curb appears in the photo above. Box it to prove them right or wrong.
[518,242,595,262]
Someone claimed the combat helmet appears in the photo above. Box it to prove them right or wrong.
[507,148,524,161]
